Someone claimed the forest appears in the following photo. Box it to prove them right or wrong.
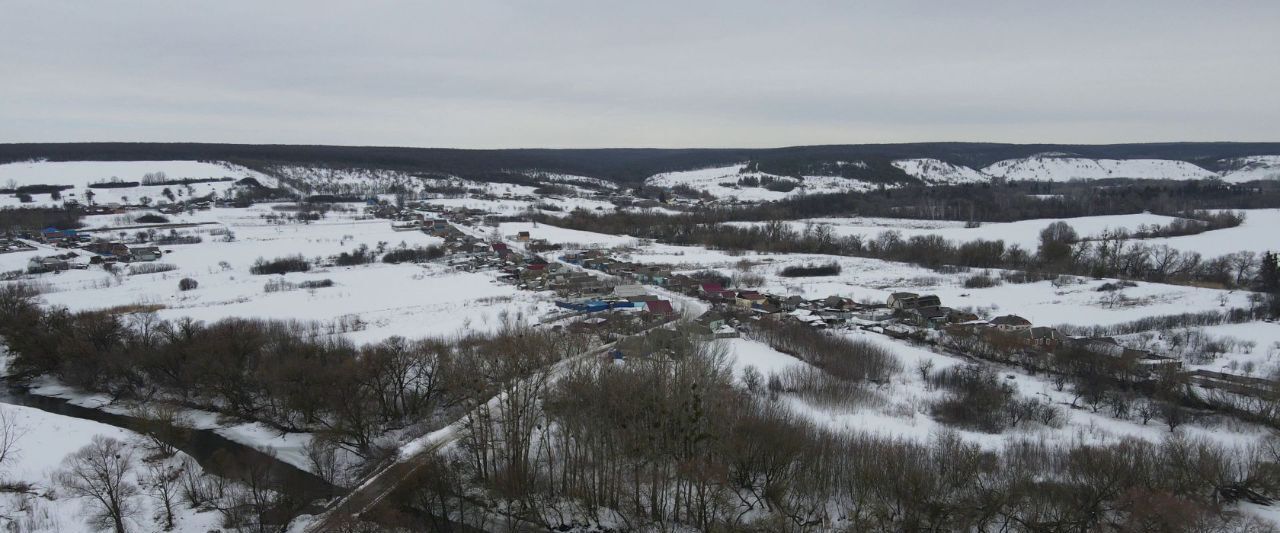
[4,142,1280,185]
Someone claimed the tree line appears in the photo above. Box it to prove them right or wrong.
[545,210,1280,313]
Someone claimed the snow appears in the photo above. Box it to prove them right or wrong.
[18,203,556,344]
[892,158,987,184]
[982,156,1217,182]
[727,208,1280,257]
[0,160,278,208]
[1141,208,1280,257]
[717,337,808,381]
[1220,156,1280,183]
[717,334,1272,454]
[0,403,225,532]
[728,212,1185,250]
[644,163,878,201]
[619,245,1253,328]
[498,222,638,247]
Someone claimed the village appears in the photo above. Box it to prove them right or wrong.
[352,199,1277,401]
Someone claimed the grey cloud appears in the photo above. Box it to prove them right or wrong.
[1,0,1276,147]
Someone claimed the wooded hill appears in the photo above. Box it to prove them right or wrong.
[3,142,1279,185]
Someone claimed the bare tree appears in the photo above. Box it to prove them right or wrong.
[144,461,182,530]
[56,436,140,533]
[0,406,28,479]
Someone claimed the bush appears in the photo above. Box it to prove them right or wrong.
[250,255,311,275]
[928,365,1062,433]
[763,179,798,193]
[1000,270,1056,284]
[264,278,296,293]
[178,278,198,291]
[780,261,842,277]
[382,245,445,264]
[334,245,375,266]
[963,273,1002,288]
[129,263,178,275]
[299,279,334,289]
[135,214,169,224]
[1096,280,1139,292]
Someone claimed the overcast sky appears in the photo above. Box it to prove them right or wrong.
[1,1,1277,148]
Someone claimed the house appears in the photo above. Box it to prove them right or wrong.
[612,328,693,360]
[128,246,162,262]
[390,220,422,231]
[915,295,942,308]
[782,295,808,311]
[910,306,950,328]
[735,291,766,308]
[695,311,727,331]
[751,300,782,315]
[645,300,675,315]
[667,275,700,295]
[38,227,78,244]
[613,284,648,299]
[887,292,920,310]
[27,256,70,273]
[989,314,1032,332]
[947,309,980,324]
[1026,326,1062,348]
[516,231,531,241]
[699,282,724,296]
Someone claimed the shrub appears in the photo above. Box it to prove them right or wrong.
[129,263,178,275]
[178,278,198,291]
[963,273,1002,289]
[928,365,1062,433]
[299,279,334,289]
[780,262,842,277]
[135,214,169,224]
[382,245,445,264]
[1096,280,1139,292]
[1000,270,1055,284]
[264,278,296,293]
[250,255,311,275]
[763,179,798,193]
[334,245,375,266]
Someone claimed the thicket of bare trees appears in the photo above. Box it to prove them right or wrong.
[385,333,1280,532]
[547,210,1278,296]
[0,285,586,462]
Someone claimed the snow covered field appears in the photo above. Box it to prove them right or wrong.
[0,160,278,208]
[728,212,1190,250]
[723,208,1280,257]
[626,245,1253,328]
[14,204,556,344]
[1139,209,1280,257]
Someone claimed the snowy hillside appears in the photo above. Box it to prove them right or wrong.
[645,163,882,201]
[0,160,278,208]
[0,160,276,188]
[981,155,1218,181]
[1219,155,1280,183]
[892,158,987,184]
